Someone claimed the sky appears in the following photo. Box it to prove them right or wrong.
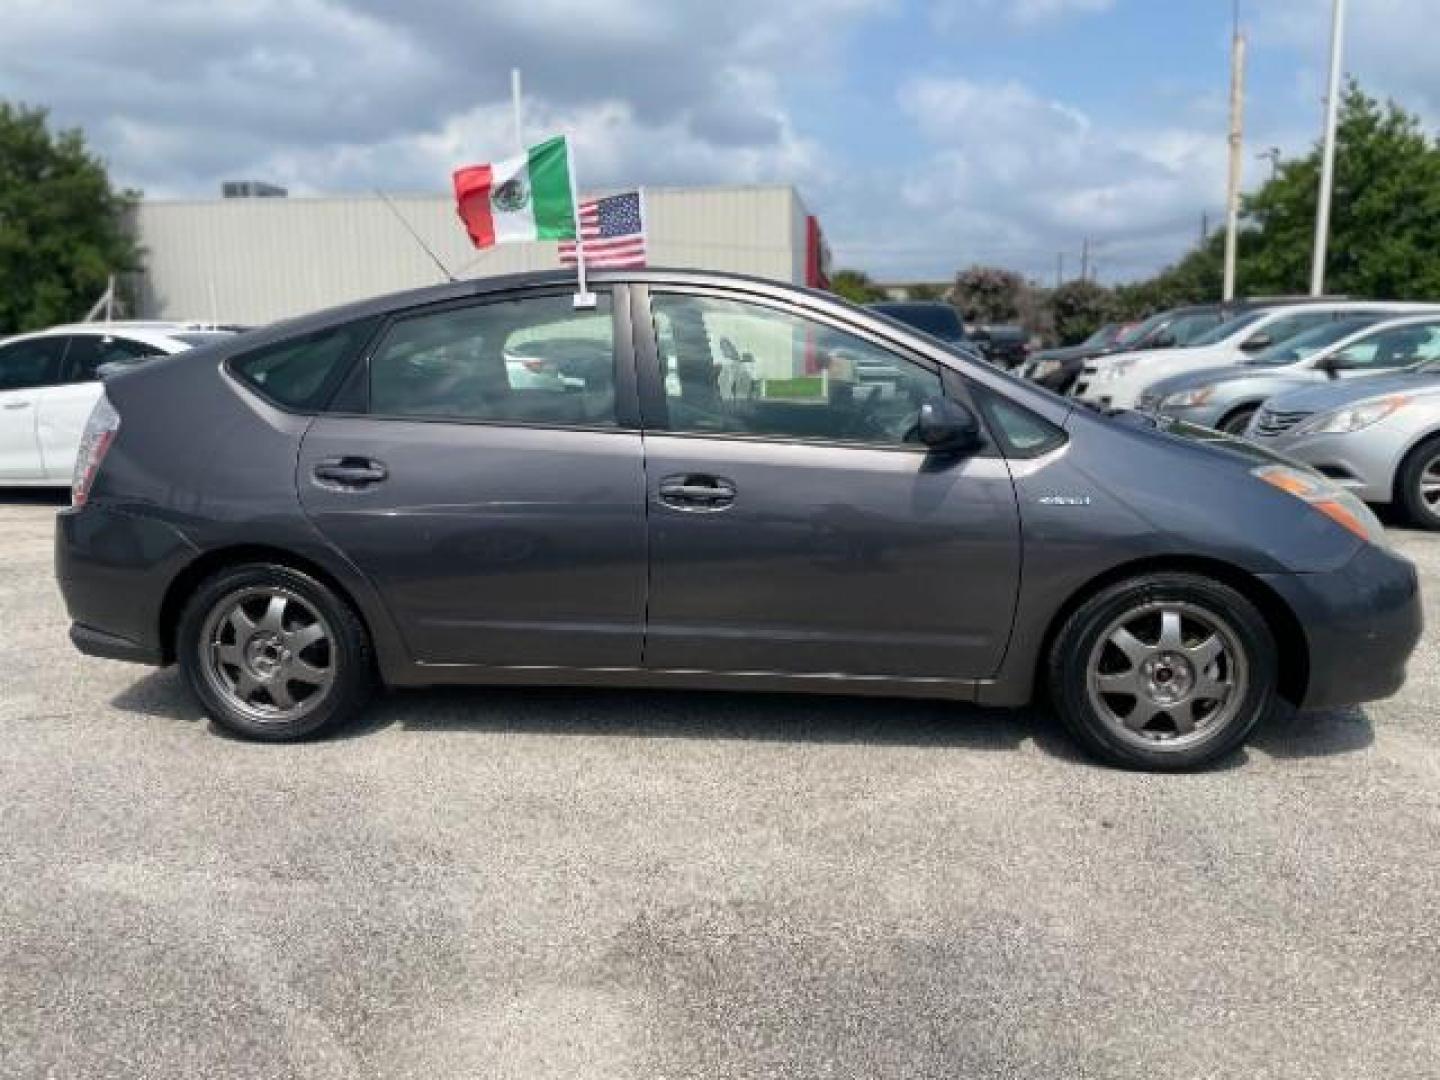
[0,0,1435,284]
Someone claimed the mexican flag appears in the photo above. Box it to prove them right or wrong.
[452,136,577,249]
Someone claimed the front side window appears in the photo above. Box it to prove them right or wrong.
[63,335,164,382]
[1333,322,1440,370]
[368,293,616,427]
[0,337,65,391]
[652,293,943,447]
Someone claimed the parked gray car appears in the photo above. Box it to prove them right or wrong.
[1249,362,1440,530]
[55,270,1422,770]
[1138,314,1440,433]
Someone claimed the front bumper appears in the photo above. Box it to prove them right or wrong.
[1261,541,1423,711]
[55,504,198,666]
[1256,431,1401,504]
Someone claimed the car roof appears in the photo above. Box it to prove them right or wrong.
[0,323,226,352]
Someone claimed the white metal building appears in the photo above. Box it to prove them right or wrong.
[130,185,829,325]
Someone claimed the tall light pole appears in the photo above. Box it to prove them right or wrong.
[1222,8,1247,302]
[1311,0,1347,296]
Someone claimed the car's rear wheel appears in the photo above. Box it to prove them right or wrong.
[1217,405,1258,436]
[1047,572,1278,770]
[1397,435,1440,531]
[177,564,372,741]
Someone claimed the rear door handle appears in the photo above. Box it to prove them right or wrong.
[313,457,388,489]
[658,474,737,511]
[2,401,31,410]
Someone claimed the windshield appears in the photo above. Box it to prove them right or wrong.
[1082,324,1119,347]
[1243,317,1381,366]
[1188,309,1268,347]
[1116,312,1169,347]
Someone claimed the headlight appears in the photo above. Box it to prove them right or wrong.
[1161,387,1214,410]
[1253,464,1386,544]
[1032,359,1062,380]
[1295,395,1410,435]
[1096,359,1136,381]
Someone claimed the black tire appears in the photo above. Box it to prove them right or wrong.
[1217,405,1258,436]
[177,563,373,741]
[1397,435,1440,531]
[1046,572,1279,771]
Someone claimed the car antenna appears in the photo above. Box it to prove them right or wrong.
[374,189,456,283]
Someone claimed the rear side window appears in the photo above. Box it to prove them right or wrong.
[367,293,617,427]
[230,319,376,411]
[0,337,65,390]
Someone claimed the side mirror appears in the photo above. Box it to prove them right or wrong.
[1241,332,1273,352]
[1315,353,1344,378]
[1152,331,1177,348]
[917,396,982,453]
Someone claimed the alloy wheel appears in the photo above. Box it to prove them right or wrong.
[1419,455,1440,512]
[1086,600,1248,749]
[200,587,336,724]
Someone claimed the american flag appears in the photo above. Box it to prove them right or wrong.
[559,190,647,269]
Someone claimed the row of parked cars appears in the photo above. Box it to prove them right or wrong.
[1019,299,1440,530]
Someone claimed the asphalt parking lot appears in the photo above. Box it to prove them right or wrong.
[2,492,1438,1080]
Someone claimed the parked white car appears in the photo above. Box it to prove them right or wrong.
[1072,302,1439,411]
[0,322,233,486]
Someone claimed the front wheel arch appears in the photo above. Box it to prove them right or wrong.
[1393,431,1440,527]
[1032,555,1309,710]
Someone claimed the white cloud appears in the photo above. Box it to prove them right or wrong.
[1252,0,1440,125]
[835,75,1229,281]
[0,0,876,197]
[932,0,1114,31]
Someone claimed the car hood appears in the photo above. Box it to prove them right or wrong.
[1264,368,1440,414]
[1142,364,1264,398]
[1030,343,1105,364]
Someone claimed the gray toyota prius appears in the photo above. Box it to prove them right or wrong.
[56,270,1423,770]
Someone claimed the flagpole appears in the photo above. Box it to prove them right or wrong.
[511,68,524,153]
[565,140,596,309]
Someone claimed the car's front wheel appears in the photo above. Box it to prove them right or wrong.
[1217,405,1258,436]
[1397,435,1440,531]
[177,564,372,741]
[1047,572,1278,770]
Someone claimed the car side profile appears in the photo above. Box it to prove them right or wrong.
[56,270,1422,770]
[0,322,233,485]
[1137,314,1440,433]
[1074,302,1438,411]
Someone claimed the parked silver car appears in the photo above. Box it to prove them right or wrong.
[1139,315,1440,433]
[1249,363,1440,529]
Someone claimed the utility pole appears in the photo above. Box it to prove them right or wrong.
[1200,210,1210,246]
[1222,3,1247,302]
[1056,252,1065,289]
[1079,237,1091,283]
[1258,146,1282,182]
[1311,0,1347,296]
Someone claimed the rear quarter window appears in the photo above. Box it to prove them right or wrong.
[229,319,377,411]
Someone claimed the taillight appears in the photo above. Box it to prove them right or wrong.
[521,358,551,373]
[72,392,120,508]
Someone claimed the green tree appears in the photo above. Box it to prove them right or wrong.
[0,102,140,334]
[1241,84,1440,299]
[1050,279,1118,345]
[950,265,1026,324]
[829,268,885,304]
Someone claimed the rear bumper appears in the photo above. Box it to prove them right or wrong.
[1260,542,1423,711]
[55,504,198,666]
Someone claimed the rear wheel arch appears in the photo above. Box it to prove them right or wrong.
[159,545,374,668]
[1033,555,1309,709]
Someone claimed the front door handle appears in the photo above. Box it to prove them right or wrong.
[313,457,388,489]
[658,474,737,511]
[2,401,31,411]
